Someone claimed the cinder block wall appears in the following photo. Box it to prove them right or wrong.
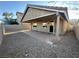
[74,26,79,40]
[21,23,31,30]
[0,22,4,45]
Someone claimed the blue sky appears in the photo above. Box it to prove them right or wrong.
[0,1,27,19]
[0,1,79,20]
[0,1,50,19]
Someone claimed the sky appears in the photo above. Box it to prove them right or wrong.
[0,1,79,20]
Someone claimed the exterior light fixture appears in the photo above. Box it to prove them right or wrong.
[33,23,37,27]
[33,23,37,26]
[42,23,47,26]
[42,23,47,28]
[51,22,54,26]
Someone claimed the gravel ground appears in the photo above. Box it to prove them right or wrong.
[0,30,79,58]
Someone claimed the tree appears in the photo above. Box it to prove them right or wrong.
[2,12,13,24]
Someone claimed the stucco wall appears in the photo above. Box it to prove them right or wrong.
[32,22,49,33]
[62,20,68,34]
[31,19,68,34]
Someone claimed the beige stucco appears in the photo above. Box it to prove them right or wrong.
[31,18,67,35]
[62,20,68,34]
[21,12,68,35]
[32,22,49,32]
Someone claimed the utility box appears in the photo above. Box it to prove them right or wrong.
[0,21,4,45]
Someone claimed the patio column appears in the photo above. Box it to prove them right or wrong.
[30,23,32,31]
[56,12,60,37]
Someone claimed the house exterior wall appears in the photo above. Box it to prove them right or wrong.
[31,19,68,34]
[62,20,68,34]
[32,22,49,33]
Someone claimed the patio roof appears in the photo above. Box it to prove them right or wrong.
[21,4,69,22]
[23,14,57,23]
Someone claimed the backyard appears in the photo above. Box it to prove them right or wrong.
[0,25,79,58]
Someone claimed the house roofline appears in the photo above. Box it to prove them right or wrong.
[16,12,23,15]
[21,4,69,22]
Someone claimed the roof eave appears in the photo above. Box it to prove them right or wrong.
[21,4,69,22]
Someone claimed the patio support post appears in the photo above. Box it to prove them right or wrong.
[56,12,60,37]
[30,23,32,31]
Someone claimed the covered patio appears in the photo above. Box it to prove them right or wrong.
[21,4,68,36]
[23,12,67,35]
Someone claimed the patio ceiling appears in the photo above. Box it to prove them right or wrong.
[23,14,64,23]
[22,7,56,22]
